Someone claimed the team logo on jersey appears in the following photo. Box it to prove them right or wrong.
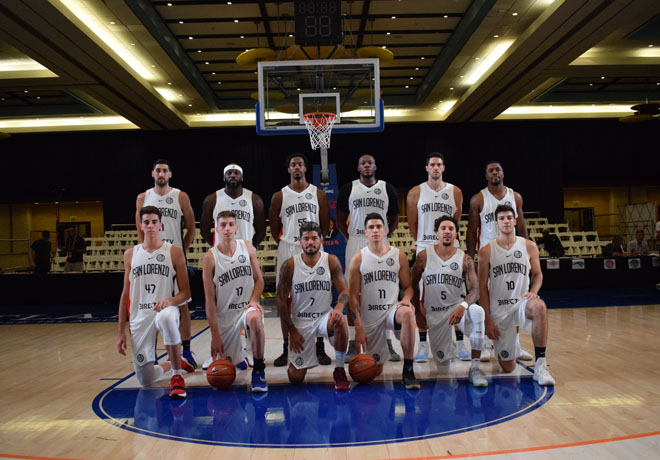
[374,188,382,195]
[238,255,246,263]
[295,357,304,366]
[504,201,512,207]
[373,353,381,363]
[305,193,313,200]
[166,197,174,204]
[156,254,165,262]
[316,267,325,275]
[386,257,395,266]
[239,199,247,207]
[136,353,145,363]
[450,262,459,271]
[514,250,522,259]
[442,192,449,200]
[436,350,444,360]
[500,350,509,359]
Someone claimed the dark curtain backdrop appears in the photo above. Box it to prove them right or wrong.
[3,118,658,228]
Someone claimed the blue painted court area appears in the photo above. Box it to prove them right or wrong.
[93,376,553,448]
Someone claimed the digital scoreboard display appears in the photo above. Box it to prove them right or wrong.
[294,0,343,47]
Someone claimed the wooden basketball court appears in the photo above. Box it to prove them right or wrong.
[2,304,660,460]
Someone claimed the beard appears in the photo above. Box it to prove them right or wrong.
[225,179,242,189]
[442,240,453,247]
[303,246,320,256]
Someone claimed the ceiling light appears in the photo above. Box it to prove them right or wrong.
[498,104,632,118]
[443,15,448,18]
[189,36,193,40]
[178,94,182,97]
[289,34,293,37]
[130,43,135,46]
[415,67,419,70]
[589,83,593,86]
[218,81,222,84]
[405,85,409,88]
[179,21,183,24]
[465,40,513,85]
[460,75,464,78]
[151,65,156,68]
[205,61,209,64]
[24,90,28,93]
[649,45,654,48]
[241,35,244,38]
[449,87,454,90]
[512,12,518,16]
[188,104,192,107]
[391,16,396,19]
[197,50,201,53]
[227,1,232,3]
[167,82,172,85]
[493,34,499,38]
[234,19,239,23]
[386,32,391,35]
[421,57,425,60]
[475,57,480,60]
[109,21,115,25]
[433,107,437,110]
[167,3,172,6]
[156,87,177,101]
[381,46,386,48]
[601,76,605,79]
[212,72,216,75]
[37,96,40,99]
[410,77,413,79]
[297,88,301,91]
[0,115,136,131]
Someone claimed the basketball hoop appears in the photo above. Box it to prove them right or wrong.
[301,112,337,150]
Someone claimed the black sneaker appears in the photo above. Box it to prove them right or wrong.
[402,372,420,390]
[316,339,331,365]
[274,343,288,367]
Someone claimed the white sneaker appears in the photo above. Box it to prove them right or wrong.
[415,341,429,363]
[456,340,471,361]
[517,346,533,361]
[533,358,555,386]
[202,354,219,370]
[480,341,493,362]
[468,366,488,387]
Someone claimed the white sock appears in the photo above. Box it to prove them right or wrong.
[336,351,346,364]
[471,359,480,369]
[172,368,184,376]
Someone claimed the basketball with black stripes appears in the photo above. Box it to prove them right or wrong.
[349,353,378,384]
[206,359,236,389]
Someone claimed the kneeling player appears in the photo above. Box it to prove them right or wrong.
[478,204,555,385]
[277,222,350,390]
[349,213,420,389]
[202,211,267,392]
[412,215,487,387]
[116,206,194,400]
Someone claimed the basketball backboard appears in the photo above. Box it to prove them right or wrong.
[256,58,384,136]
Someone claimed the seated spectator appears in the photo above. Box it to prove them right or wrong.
[603,235,629,257]
[542,229,564,258]
[29,230,53,274]
[627,229,649,256]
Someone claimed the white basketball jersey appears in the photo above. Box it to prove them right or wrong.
[423,247,465,327]
[213,189,254,244]
[211,240,254,321]
[416,182,457,249]
[291,252,332,327]
[347,180,390,239]
[488,237,530,324]
[359,245,400,329]
[144,188,184,249]
[129,242,176,329]
[279,184,320,244]
[479,187,517,249]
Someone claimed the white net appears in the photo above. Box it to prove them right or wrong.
[302,112,337,150]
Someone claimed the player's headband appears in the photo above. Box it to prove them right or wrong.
[223,164,243,175]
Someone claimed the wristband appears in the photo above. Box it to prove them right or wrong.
[459,301,468,310]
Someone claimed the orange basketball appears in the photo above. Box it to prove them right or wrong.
[206,359,236,389]
[349,353,378,384]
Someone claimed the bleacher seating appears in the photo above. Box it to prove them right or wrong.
[79,214,613,276]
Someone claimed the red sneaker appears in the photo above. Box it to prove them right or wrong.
[333,367,350,391]
[180,356,195,373]
[169,374,186,400]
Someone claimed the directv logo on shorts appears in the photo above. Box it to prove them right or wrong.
[373,353,381,363]
[501,350,509,359]
[136,353,144,363]
[437,350,444,359]
[295,357,304,366]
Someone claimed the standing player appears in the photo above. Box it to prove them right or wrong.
[336,154,400,363]
[406,153,463,363]
[136,159,197,368]
[200,163,266,368]
[276,222,350,390]
[200,163,266,248]
[411,215,488,387]
[117,206,194,400]
[466,160,532,361]
[478,204,555,386]
[349,213,420,390]
[202,211,267,392]
[269,154,330,367]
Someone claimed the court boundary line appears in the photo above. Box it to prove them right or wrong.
[385,430,660,460]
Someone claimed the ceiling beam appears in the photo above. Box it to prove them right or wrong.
[356,0,372,49]
[256,0,275,49]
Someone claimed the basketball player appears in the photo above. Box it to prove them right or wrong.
[269,153,330,367]
[348,213,420,390]
[406,153,463,363]
[202,211,267,392]
[136,159,197,368]
[117,206,194,400]
[477,204,555,386]
[200,162,266,368]
[336,154,400,363]
[200,163,266,248]
[276,222,350,390]
[411,215,488,387]
[467,160,532,361]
